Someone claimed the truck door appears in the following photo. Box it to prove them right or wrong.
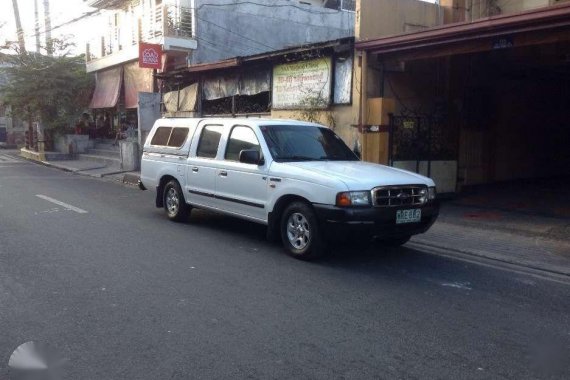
[215,124,268,222]
[185,123,225,209]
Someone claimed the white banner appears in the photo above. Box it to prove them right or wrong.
[272,57,332,109]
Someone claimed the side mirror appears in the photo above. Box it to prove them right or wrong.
[239,149,263,165]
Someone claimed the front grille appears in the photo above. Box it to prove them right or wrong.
[372,186,427,207]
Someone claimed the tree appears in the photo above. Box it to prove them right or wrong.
[0,42,94,133]
[296,93,337,130]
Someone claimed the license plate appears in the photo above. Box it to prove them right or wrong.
[396,209,421,224]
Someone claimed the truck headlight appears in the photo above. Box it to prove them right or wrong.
[336,191,371,207]
[428,187,436,200]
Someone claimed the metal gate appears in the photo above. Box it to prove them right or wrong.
[388,115,453,177]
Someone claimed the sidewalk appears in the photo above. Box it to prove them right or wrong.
[15,148,140,185]
[411,216,570,277]
[40,157,140,185]
[411,181,570,277]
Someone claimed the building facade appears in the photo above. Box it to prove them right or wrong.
[84,0,354,138]
[158,37,357,148]
[355,0,570,192]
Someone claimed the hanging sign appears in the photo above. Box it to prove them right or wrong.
[139,43,162,69]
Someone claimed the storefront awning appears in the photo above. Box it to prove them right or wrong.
[89,66,122,109]
[356,2,570,59]
[124,62,154,109]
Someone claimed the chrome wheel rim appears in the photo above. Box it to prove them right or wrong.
[166,187,179,216]
[286,212,311,250]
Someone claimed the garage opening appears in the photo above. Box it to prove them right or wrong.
[374,34,570,193]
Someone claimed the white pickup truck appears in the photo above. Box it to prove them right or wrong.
[140,118,439,260]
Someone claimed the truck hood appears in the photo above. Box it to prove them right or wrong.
[281,161,435,190]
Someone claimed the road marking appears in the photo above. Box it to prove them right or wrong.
[441,282,472,290]
[0,154,25,164]
[35,194,88,214]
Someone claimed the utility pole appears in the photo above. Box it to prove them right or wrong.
[11,0,26,53]
[34,0,41,53]
[43,0,52,55]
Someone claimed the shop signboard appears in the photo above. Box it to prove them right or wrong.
[272,57,332,109]
[139,43,162,69]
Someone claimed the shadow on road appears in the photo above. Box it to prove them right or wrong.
[183,208,464,277]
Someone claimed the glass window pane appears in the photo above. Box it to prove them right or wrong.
[225,126,260,161]
[196,125,223,158]
[150,127,172,146]
[333,55,352,104]
[260,124,358,162]
[167,127,189,147]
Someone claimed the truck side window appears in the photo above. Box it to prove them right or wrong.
[167,127,189,148]
[151,127,172,146]
[196,125,223,158]
[225,126,260,161]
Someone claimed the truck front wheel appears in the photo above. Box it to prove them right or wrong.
[280,202,326,260]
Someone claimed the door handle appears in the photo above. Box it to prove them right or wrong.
[192,167,199,172]
[219,171,228,177]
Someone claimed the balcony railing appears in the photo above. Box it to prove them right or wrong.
[86,3,194,62]
[141,3,194,41]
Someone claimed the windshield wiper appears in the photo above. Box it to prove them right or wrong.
[278,155,322,162]
[319,155,356,161]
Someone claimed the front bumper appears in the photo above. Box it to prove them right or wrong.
[313,201,439,240]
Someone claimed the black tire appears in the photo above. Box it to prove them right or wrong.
[163,180,189,222]
[377,235,411,247]
[280,201,326,260]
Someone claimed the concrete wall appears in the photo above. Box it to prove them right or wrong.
[487,0,550,17]
[191,0,354,64]
[55,135,92,154]
[440,0,553,23]
[356,0,440,40]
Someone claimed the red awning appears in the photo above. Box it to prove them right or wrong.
[89,67,122,109]
[124,61,154,109]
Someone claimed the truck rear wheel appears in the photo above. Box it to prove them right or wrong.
[163,180,189,222]
[280,202,326,260]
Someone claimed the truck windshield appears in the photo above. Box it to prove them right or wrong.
[260,125,359,162]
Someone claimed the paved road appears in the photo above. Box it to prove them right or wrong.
[1,154,569,379]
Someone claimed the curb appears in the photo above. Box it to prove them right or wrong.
[18,155,74,173]
[408,239,570,281]
[19,154,134,179]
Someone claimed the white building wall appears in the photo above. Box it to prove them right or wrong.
[191,0,354,65]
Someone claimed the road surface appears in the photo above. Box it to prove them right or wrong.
[0,153,568,379]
